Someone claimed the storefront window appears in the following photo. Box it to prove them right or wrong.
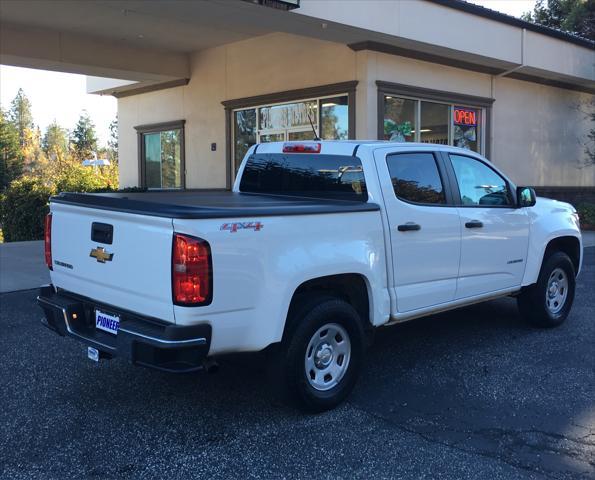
[453,107,480,152]
[142,128,182,189]
[321,96,348,140]
[420,101,449,145]
[234,109,256,172]
[380,92,484,153]
[383,96,415,142]
[259,100,317,130]
[232,94,351,174]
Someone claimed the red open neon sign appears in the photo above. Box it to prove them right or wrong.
[454,108,477,126]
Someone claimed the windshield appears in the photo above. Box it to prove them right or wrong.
[239,153,367,202]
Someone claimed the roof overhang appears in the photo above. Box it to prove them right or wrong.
[0,0,592,95]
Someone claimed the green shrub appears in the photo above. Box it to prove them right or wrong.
[0,177,55,242]
[54,164,111,193]
[577,203,595,228]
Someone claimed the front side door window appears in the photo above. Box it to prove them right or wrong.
[450,154,512,206]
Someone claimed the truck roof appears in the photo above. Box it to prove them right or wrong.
[253,140,486,158]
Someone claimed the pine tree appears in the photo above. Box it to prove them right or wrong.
[0,108,22,190]
[108,116,118,162]
[8,88,34,148]
[71,111,98,161]
[42,121,69,161]
[522,0,595,41]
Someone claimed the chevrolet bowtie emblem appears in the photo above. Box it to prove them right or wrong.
[90,246,114,263]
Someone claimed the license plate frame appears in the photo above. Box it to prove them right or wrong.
[95,309,120,335]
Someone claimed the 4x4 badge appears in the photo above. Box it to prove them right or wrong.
[90,246,114,263]
[220,221,264,233]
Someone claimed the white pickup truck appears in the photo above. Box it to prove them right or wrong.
[38,141,582,411]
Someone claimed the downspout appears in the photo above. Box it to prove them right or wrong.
[490,28,526,161]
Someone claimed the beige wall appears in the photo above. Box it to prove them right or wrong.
[492,77,594,187]
[118,32,362,188]
[118,32,594,189]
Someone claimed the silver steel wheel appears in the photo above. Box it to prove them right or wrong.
[545,267,568,315]
[304,323,351,392]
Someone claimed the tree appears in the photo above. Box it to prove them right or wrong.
[42,121,69,161]
[71,110,98,161]
[0,108,22,190]
[581,97,595,167]
[522,0,595,41]
[108,116,118,162]
[7,88,34,147]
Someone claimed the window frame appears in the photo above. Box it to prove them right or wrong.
[385,151,457,207]
[135,120,186,190]
[441,152,516,208]
[377,81,494,157]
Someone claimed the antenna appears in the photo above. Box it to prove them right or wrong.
[307,111,321,141]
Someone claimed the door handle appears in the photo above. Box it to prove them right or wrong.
[397,222,421,232]
[465,220,483,229]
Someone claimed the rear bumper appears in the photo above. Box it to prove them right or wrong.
[37,285,211,373]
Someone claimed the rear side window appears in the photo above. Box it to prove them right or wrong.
[240,153,367,201]
[386,152,446,205]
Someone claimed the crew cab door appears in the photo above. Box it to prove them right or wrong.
[375,150,461,313]
[444,153,530,298]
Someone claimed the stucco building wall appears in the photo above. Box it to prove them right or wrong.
[117,32,593,190]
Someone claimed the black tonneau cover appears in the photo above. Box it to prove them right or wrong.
[51,191,380,219]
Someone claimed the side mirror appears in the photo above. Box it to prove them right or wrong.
[517,186,536,208]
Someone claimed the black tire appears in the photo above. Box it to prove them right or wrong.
[273,295,365,413]
[517,251,576,328]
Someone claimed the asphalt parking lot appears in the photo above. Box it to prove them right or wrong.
[1,248,593,479]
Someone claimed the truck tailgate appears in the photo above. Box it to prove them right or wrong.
[50,202,175,323]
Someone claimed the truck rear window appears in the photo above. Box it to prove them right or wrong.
[239,153,367,201]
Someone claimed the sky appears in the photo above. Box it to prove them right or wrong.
[0,0,535,147]
[0,65,117,147]
[467,0,536,18]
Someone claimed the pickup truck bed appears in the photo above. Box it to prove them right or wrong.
[51,191,380,219]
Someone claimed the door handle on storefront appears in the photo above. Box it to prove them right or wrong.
[397,222,421,232]
[465,220,483,229]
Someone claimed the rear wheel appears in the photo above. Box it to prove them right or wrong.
[273,295,365,412]
[517,251,576,328]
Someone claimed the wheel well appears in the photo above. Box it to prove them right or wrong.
[286,274,372,334]
[543,236,580,273]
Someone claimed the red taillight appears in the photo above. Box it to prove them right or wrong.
[44,213,52,270]
[172,233,212,306]
[282,142,321,153]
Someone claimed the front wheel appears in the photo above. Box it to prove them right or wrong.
[517,251,576,328]
[276,296,365,412]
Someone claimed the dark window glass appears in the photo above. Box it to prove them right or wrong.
[420,101,449,145]
[450,154,511,206]
[386,153,446,204]
[240,154,367,201]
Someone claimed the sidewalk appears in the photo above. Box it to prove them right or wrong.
[0,240,50,293]
[0,232,594,294]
